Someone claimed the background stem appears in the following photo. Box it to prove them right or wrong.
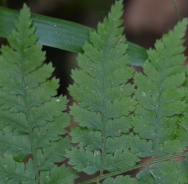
[2,0,8,7]
[172,0,181,21]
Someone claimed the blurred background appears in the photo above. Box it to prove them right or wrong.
[1,0,188,98]
[0,0,188,183]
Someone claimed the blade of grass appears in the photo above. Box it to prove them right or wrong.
[0,7,147,66]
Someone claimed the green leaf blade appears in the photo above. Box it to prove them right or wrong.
[0,6,147,66]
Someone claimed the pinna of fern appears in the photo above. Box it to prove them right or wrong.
[66,0,139,182]
[0,4,77,184]
[131,19,188,183]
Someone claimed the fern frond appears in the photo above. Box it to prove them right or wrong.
[66,0,138,180]
[0,4,76,183]
[132,19,188,183]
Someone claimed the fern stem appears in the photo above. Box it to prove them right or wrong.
[151,95,161,161]
[81,151,188,184]
[24,90,40,183]
[22,64,40,183]
[100,57,106,176]
[99,47,109,177]
[22,76,40,183]
[151,64,167,162]
[172,0,181,21]
[28,127,40,183]
[100,130,106,176]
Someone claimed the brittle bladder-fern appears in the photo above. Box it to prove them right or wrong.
[0,4,77,183]
[1,0,188,184]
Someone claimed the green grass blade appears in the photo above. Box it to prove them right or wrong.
[0,7,91,53]
[0,7,147,66]
[127,42,147,66]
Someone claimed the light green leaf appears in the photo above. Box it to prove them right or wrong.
[0,154,35,183]
[36,137,71,171]
[66,148,101,175]
[0,132,30,161]
[161,88,185,105]
[70,104,103,130]
[104,149,140,172]
[161,73,185,91]
[0,110,28,133]
[70,127,102,151]
[40,166,77,184]
[155,140,185,157]
[125,134,153,158]
[160,100,186,117]
[137,161,178,184]
[103,175,137,184]
[105,116,132,137]
[105,135,129,153]
[132,116,156,140]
